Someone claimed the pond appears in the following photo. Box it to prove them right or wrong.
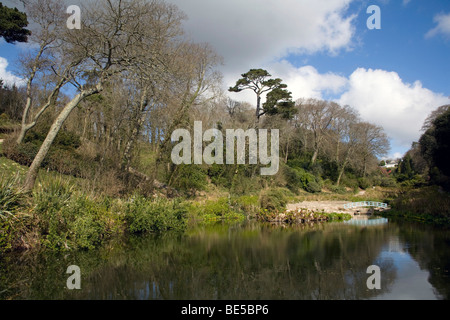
[1,216,449,300]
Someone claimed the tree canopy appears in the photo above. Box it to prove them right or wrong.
[228,69,294,121]
[0,3,31,43]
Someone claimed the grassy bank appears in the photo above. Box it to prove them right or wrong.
[4,151,444,253]
[381,186,450,226]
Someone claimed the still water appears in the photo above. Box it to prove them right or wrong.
[1,217,449,300]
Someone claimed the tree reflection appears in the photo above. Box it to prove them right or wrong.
[2,219,448,300]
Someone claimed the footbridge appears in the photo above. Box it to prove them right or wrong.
[343,201,389,210]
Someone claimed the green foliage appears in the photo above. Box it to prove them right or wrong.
[230,195,259,215]
[284,165,322,193]
[125,194,187,234]
[258,187,292,212]
[324,212,352,221]
[187,197,245,223]
[0,174,25,220]
[358,177,371,190]
[379,177,397,188]
[263,87,296,119]
[418,108,450,189]
[329,184,347,194]
[32,179,124,250]
[170,164,207,195]
[207,164,232,188]
[230,167,263,195]
[0,3,31,43]
[384,186,450,226]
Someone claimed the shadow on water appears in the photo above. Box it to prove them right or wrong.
[1,217,449,300]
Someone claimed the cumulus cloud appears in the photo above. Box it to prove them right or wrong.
[0,57,24,87]
[426,12,450,39]
[338,68,449,149]
[269,60,348,100]
[169,0,357,83]
[229,61,449,152]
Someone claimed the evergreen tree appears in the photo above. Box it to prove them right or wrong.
[0,3,31,43]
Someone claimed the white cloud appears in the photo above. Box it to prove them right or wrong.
[227,60,349,106]
[338,68,449,149]
[0,57,24,87]
[269,60,348,100]
[426,12,450,39]
[169,0,357,83]
[228,61,450,153]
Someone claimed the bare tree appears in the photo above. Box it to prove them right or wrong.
[354,122,390,177]
[23,0,184,191]
[295,98,342,166]
[16,0,67,144]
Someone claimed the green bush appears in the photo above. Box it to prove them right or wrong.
[341,175,359,190]
[284,166,301,192]
[125,194,187,234]
[305,180,322,193]
[329,184,347,194]
[284,166,322,193]
[231,195,259,215]
[259,188,291,212]
[188,197,244,222]
[170,164,207,195]
[32,180,123,250]
[358,177,371,190]
[380,177,397,188]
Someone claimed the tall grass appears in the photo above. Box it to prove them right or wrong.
[0,174,25,221]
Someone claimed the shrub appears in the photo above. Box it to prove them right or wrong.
[32,180,123,250]
[125,194,187,234]
[358,177,371,190]
[231,195,259,215]
[380,177,397,188]
[284,165,301,193]
[169,164,207,195]
[259,188,291,212]
[230,170,263,195]
[305,180,322,193]
[188,197,244,222]
[329,184,347,194]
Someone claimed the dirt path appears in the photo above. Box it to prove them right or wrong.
[286,198,389,215]
[286,201,351,214]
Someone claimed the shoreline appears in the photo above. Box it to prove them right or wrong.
[286,200,390,216]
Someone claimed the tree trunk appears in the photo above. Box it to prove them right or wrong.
[256,94,261,120]
[23,86,102,192]
[311,148,319,166]
[337,164,346,186]
[17,79,64,145]
[121,89,149,172]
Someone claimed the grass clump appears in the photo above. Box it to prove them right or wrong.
[125,194,188,234]
[258,187,293,213]
[32,179,124,250]
[187,197,245,224]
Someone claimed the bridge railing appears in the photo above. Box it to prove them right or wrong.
[343,201,388,209]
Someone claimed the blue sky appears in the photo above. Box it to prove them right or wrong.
[1,0,450,159]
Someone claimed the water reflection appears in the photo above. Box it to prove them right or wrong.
[1,218,449,300]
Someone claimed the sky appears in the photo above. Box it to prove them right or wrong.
[1,0,450,159]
